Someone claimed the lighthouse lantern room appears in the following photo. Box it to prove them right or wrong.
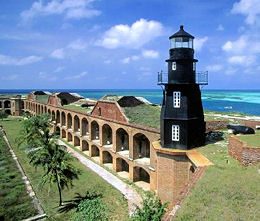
[158,25,208,150]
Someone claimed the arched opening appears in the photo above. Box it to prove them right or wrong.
[48,109,51,116]
[91,145,100,163]
[37,105,40,114]
[41,106,43,114]
[133,167,150,191]
[102,151,113,170]
[116,128,129,156]
[5,109,11,115]
[61,112,66,126]
[116,158,129,179]
[74,115,80,132]
[67,113,72,129]
[67,132,73,142]
[21,101,24,110]
[55,126,61,136]
[81,118,89,137]
[133,133,150,163]
[51,111,55,121]
[62,129,66,139]
[91,121,99,140]
[4,100,10,108]
[44,106,47,113]
[102,124,112,146]
[74,136,80,148]
[0,102,2,108]
[56,110,61,124]
[82,140,89,152]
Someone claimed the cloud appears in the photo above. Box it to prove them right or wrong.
[39,72,57,81]
[97,18,165,49]
[65,71,87,79]
[54,66,65,73]
[50,48,65,59]
[20,0,100,24]
[1,74,19,80]
[217,24,224,31]
[206,64,223,72]
[0,54,42,66]
[142,50,159,59]
[231,0,260,25]
[68,39,87,50]
[228,55,256,66]
[121,55,140,64]
[194,37,208,51]
[104,59,111,64]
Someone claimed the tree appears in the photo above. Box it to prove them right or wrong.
[19,114,80,206]
[0,110,8,121]
[131,192,168,221]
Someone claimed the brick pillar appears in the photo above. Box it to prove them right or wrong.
[112,128,117,152]
[129,133,134,160]
[129,161,134,181]
[112,155,117,171]
[100,149,103,164]
[99,124,103,145]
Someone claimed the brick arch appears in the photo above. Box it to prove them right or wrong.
[90,145,100,157]
[74,135,80,147]
[116,157,129,173]
[102,150,113,164]
[91,120,100,140]
[133,166,150,184]
[74,115,80,132]
[67,132,73,142]
[67,113,72,129]
[61,111,66,126]
[51,110,56,121]
[56,110,61,124]
[82,140,89,151]
[133,133,150,160]
[116,128,129,152]
[102,124,113,145]
[61,129,66,138]
[81,118,89,136]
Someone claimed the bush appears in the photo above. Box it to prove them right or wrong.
[73,196,108,221]
[0,110,8,121]
[131,192,168,221]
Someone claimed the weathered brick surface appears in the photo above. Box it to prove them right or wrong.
[228,136,260,166]
[206,120,227,132]
[240,119,260,129]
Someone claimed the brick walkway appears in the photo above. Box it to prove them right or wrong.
[57,140,142,215]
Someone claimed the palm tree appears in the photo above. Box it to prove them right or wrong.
[19,114,80,206]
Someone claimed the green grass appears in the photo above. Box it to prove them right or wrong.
[63,104,92,114]
[0,129,37,220]
[123,104,161,129]
[238,130,260,148]
[1,117,129,221]
[175,133,260,220]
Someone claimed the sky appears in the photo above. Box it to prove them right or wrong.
[0,0,260,90]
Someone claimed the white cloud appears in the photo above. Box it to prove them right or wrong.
[142,50,159,59]
[50,48,65,59]
[231,0,260,25]
[68,39,87,50]
[97,18,164,49]
[104,59,111,64]
[65,71,87,79]
[0,54,42,66]
[217,24,224,31]
[228,55,256,66]
[206,64,223,72]
[222,35,248,53]
[194,37,208,51]
[225,68,238,75]
[54,66,65,73]
[39,72,58,81]
[121,55,140,64]
[21,0,100,23]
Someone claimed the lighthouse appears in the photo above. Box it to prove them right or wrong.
[158,25,208,150]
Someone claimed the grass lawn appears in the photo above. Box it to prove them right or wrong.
[238,130,260,148]
[1,116,129,221]
[122,104,161,129]
[175,133,260,220]
[0,132,37,220]
[63,104,92,115]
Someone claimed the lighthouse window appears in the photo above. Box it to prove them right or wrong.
[193,62,196,71]
[172,125,180,141]
[172,62,176,70]
[173,91,181,108]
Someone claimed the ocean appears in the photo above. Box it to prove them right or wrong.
[0,89,260,116]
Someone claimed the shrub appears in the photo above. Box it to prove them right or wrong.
[0,110,8,121]
[131,192,168,221]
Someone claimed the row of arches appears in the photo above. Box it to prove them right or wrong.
[0,100,11,109]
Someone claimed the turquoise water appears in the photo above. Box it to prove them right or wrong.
[0,89,260,116]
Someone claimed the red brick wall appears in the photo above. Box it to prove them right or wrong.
[241,120,260,129]
[91,101,128,123]
[206,120,227,132]
[48,96,60,106]
[228,136,260,166]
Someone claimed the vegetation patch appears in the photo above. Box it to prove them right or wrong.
[0,132,37,220]
[1,117,129,220]
[63,104,92,114]
[238,130,260,148]
[175,132,260,220]
[123,104,161,129]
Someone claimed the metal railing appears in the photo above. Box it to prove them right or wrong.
[157,71,208,85]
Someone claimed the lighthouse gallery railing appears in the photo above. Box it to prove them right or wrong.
[157,71,208,85]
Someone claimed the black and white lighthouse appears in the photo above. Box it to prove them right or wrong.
[158,25,208,150]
